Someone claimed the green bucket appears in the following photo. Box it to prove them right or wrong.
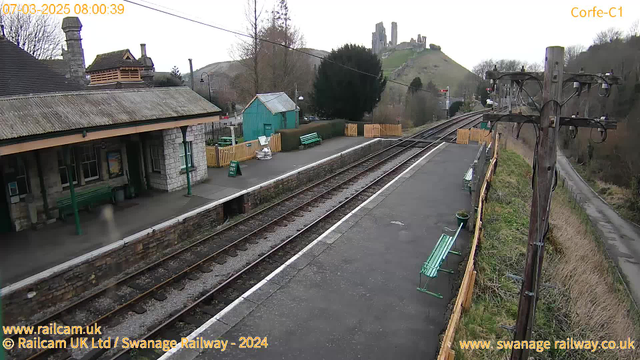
[456,213,470,229]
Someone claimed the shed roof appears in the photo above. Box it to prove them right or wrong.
[0,87,221,141]
[245,92,296,115]
[0,36,84,97]
[86,49,143,72]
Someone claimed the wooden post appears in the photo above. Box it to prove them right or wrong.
[447,349,455,360]
[510,47,564,360]
[463,270,477,311]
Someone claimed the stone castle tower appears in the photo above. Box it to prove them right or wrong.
[61,17,88,85]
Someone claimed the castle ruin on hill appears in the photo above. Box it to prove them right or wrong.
[371,22,426,55]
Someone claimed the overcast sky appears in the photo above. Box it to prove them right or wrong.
[36,0,640,73]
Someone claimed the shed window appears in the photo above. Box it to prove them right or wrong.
[150,145,163,173]
[80,146,100,181]
[58,150,78,187]
[179,142,193,169]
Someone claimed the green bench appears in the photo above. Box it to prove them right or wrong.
[463,167,473,193]
[217,137,233,147]
[299,132,322,148]
[56,185,114,220]
[417,223,463,298]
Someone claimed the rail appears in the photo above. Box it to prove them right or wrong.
[7,111,485,360]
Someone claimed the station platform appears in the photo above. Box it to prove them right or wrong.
[166,142,479,360]
[0,137,372,287]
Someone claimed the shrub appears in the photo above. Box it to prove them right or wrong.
[278,119,346,151]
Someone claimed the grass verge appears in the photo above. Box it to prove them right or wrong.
[453,149,639,359]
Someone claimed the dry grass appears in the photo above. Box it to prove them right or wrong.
[504,132,639,360]
[454,130,638,359]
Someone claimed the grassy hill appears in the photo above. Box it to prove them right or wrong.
[381,48,476,96]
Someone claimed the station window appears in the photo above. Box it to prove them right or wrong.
[58,150,78,187]
[150,145,163,173]
[80,146,100,181]
[179,142,193,169]
[5,156,30,197]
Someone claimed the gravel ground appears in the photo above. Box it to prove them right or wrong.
[68,147,421,359]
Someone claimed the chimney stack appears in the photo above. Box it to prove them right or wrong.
[61,17,87,85]
[138,43,154,85]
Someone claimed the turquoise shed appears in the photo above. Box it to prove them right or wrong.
[242,92,298,141]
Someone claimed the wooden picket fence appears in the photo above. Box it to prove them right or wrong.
[437,133,499,360]
[206,133,281,167]
[345,123,358,137]
[363,124,402,138]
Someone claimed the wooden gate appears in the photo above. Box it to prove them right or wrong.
[364,124,381,138]
[345,123,357,137]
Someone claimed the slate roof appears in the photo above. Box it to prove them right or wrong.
[0,87,221,141]
[245,92,296,115]
[0,36,84,97]
[86,49,144,72]
[40,59,69,76]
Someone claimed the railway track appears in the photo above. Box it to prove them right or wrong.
[7,111,485,360]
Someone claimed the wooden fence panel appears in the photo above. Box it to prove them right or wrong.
[364,124,401,138]
[206,133,282,167]
[269,133,282,152]
[364,124,381,138]
[469,128,491,143]
[456,129,470,144]
[379,124,402,136]
[206,146,218,167]
[345,123,358,137]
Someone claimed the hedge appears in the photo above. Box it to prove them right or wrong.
[278,119,346,151]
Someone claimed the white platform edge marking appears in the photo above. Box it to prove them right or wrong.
[157,142,446,360]
[1,139,384,297]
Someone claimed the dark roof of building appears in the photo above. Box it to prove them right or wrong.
[0,87,222,141]
[40,59,69,76]
[0,36,84,97]
[86,49,144,72]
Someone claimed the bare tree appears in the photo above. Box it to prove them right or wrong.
[231,0,264,99]
[627,20,639,39]
[0,12,63,59]
[593,27,623,45]
[260,0,307,96]
[564,44,585,66]
[525,62,543,72]
[472,59,494,79]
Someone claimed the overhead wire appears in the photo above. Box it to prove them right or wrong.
[123,0,438,94]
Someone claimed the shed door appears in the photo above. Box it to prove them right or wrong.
[263,124,273,137]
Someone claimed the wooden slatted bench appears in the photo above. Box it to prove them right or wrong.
[463,167,473,193]
[56,185,114,220]
[417,223,463,298]
[299,132,322,149]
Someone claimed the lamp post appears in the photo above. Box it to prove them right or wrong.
[200,72,212,103]
[294,83,304,127]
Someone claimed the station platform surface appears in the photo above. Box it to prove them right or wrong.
[0,137,371,287]
[169,142,479,360]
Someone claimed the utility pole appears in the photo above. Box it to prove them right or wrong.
[510,46,563,360]
[482,46,620,360]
